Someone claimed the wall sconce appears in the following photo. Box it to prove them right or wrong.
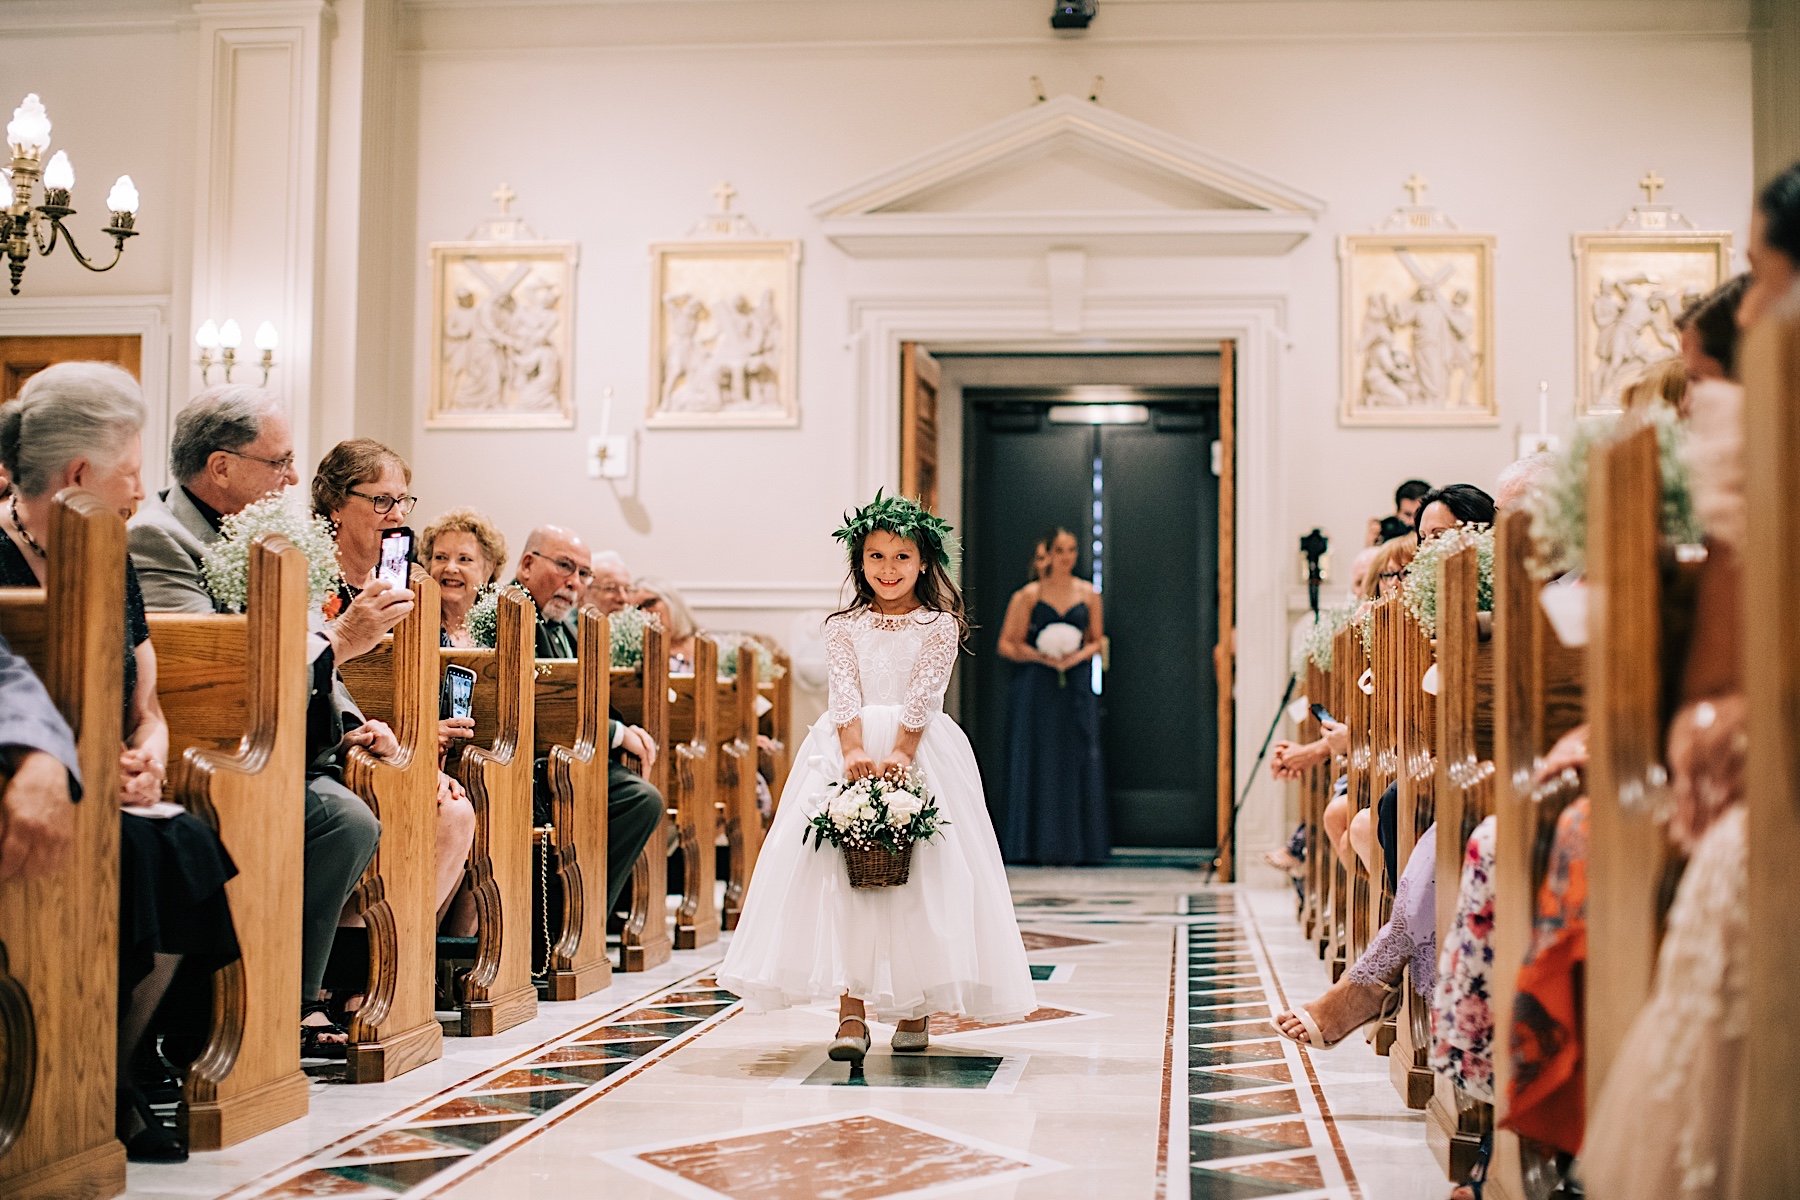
[2,93,142,296]
[196,318,277,385]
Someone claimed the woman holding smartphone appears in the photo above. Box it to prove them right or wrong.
[314,440,476,934]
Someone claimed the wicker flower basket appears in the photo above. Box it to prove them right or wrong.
[843,840,914,889]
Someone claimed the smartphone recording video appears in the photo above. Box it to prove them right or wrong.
[1309,702,1334,725]
[442,664,476,721]
[377,527,414,590]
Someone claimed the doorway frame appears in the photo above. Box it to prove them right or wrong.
[850,292,1288,879]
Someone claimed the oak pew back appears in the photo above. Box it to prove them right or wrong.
[533,608,613,999]
[757,640,794,809]
[1337,625,1375,966]
[718,652,762,930]
[666,636,721,949]
[146,535,310,1148]
[1389,602,1438,1110]
[1426,542,1495,1180]
[1298,660,1326,946]
[440,587,537,1036]
[334,567,444,1082]
[613,623,674,972]
[1368,597,1400,1057]
[1740,289,1800,1197]
[0,491,127,1200]
[1322,652,1349,982]
[1484,509,1586,1200]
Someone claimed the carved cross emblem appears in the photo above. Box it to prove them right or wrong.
[1404,173,1429,206]
[1638,170,1666,205]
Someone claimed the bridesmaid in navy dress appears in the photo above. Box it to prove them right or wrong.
[997,527,1110,864]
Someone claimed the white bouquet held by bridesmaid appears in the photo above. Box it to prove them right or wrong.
[1035,620,1085,687]
[805,763,946,889]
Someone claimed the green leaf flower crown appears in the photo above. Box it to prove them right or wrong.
[832,488,958,569]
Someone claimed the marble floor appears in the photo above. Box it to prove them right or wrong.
[127,870,1451,1200]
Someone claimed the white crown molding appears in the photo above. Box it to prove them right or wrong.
[811,95,1323,259]
[679,582,844,611]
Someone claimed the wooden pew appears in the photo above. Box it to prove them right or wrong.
[335,567,444,1082]
[615,623,674,972]
[1582,424,1674,1123]
[0,491,127,1200]
[718,649,762,930]
[1298,660,1326,946]
[1426,542,1496,1181]
[1323,652,1349,982]
[667,637,721,950]
[1388,602,1438,1110]
[147,535,310,1148]
[1337,626,1375,967]
[1367,596,1399,1056]
[1485,507,1587,1200]
[1740,286,1800,1197]
[441,587,537,1036]
[757,640,794,810]
[534,607,613,1000]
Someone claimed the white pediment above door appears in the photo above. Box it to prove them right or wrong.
[812,95,1324,257]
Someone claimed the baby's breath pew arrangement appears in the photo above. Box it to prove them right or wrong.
[716,633,786,681]
[464,583,515,648]
[1402,524,1495,638]
[610,605,662,669]
[1527,403,1704,581]
[1292,601,1356,674]
[200,494,341,613]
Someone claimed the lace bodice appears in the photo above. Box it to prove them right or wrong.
[826,607,959,732]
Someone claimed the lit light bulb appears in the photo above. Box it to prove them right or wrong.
[219,319,242,350]
[43,150,73,192]
[254,322,278,351]
[106,174,138,215]
[6,94,51,156]
[195,320,220,350]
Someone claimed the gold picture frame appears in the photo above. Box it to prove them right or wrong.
[427,240,578,429]
[1572,231,1730,415]
[1339,232,1496,426]
[647,239,800,429]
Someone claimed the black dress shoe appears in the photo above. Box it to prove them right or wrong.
[116,1085,187,1164]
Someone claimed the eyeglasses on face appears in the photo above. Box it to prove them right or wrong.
[531,552,593,583]
[225,449,297,473]
[590,580,630,597]
[347,490,418,516]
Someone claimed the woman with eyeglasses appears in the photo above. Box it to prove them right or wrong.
[311,440,477,941]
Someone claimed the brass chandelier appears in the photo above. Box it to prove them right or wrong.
[2,94,141,296]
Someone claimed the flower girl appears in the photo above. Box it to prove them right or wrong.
[717,493,1035,1062]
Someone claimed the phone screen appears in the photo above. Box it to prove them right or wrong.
[1309,702,1333,724]
[377,528,413,590]
[442,667,475,721]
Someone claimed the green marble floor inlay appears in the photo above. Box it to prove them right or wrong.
[801,1052,1009,1090]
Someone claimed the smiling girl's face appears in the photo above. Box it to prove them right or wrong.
[862,529,923,610]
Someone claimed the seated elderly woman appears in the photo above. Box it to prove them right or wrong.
[312,440,476,935]
[0,362,241,1163]
[632,574,698,672]
[422,507,507,648]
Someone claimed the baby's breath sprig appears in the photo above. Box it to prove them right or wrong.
[1401,524,1495,638]
[200,495,342,613]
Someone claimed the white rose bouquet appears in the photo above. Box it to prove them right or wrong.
[804,764,946,888]
[1035,620,1085,687]
[200,494,342,614]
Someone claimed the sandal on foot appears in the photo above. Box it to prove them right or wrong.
[1270,1006,1334,1048]
[892,1018,930,1053]
[828,1017,870,1064]
[301,1002,350,1061]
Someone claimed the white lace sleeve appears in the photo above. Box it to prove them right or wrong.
[826,617,863,728]
[901,613,959,732]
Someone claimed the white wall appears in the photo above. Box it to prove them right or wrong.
[5,0,1758,855]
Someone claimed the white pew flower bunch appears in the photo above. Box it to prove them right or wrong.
[804,763,946,888]
[716,633,787,681]
[1402,524,1495,638]
[1527,403,1704,581]
[201,494,342,613]
[465,583,519,649]
[610,605,662,669]
[1292,601,1356,674]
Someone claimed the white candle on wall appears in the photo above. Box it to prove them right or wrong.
[1537,380,1550,436]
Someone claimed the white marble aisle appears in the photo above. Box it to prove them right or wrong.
[123,872,1454,1199]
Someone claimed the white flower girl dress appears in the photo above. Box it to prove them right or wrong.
[717,606,1037,1022]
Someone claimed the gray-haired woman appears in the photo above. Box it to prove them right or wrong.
[0,362,240,1164]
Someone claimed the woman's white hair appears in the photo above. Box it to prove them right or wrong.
[0,361,145,497]
[631,574,697,640]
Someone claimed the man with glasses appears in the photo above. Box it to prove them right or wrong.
[512,526,664,916]
[584,551,634,616]
[130,387,412,1062]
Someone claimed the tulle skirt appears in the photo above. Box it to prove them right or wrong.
[716,704,1037,1023]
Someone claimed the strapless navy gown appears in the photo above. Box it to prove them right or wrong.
[1000,601,1110,865]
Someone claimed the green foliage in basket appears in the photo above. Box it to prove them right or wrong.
[1292,601,1356,674]
[200,494,342,613]
[1526,404,1704,580]
[1402,524,1495,638]
[610,605,662,669]
[805,768,946,855]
